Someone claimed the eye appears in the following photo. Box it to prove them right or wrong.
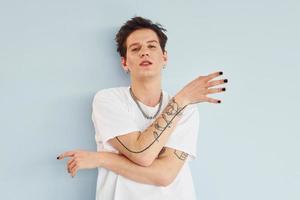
[149,45,156,49]
[131,46,141,52]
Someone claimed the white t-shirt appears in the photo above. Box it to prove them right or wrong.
[92,86,199,200]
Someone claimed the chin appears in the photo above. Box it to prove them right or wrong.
[136,70,161,80]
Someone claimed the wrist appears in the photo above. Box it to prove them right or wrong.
[174,92,189,108]
[96,152,105,167]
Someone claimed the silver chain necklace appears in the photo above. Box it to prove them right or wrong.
[129,87,163,120]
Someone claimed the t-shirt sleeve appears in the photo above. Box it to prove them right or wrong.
[92,90,139,145]
[165,104,200,161]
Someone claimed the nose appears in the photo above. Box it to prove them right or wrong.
[139,46,150,57]
[140,52,149,57]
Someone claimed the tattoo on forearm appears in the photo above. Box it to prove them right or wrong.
[153,130,160,142]
[116,97,187,154]
[174,150,188,161]
[162,113,171,127]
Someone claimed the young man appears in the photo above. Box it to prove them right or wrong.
[58,17,227,200]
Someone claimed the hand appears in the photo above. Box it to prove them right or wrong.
[57,150,101,177]
[175,71,228,105]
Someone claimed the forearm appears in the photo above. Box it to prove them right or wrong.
[116,94,188,165]
[99,151,173,186]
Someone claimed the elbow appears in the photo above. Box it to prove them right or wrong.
[156,172,176,187]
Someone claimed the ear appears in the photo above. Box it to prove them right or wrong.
[162,50,168,66]
[121,57,128,70]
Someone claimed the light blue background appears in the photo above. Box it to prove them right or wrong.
[1,0,299,199]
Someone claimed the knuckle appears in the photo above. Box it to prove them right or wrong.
[198,76,206,81]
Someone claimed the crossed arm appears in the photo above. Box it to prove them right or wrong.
[97,147,188,186]
[58,72,227,186]
[58,146,188,186]
[105,71,226,167]
[58,96,191,186]
[107,96,188,167]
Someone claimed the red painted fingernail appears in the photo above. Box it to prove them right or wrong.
[219,72,223,75]
[218,100,221,103]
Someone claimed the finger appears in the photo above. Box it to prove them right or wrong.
[205,97,221,104]
[205,71,223,81]
[57,151,76,160]
[67,158,76,173]
[206,79,228,88]
[207,87,226,94]
[70,162,78,173]
[68,159,77,173]
[71,165,79,177]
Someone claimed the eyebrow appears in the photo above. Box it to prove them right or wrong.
[128,40,159,49]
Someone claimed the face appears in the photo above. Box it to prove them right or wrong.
[121,28,167,80]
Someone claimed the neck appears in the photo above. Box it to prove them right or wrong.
[130,77,162,107]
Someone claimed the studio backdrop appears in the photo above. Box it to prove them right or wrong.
[0,0,299,200]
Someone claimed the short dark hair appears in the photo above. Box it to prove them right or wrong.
[115,16,168,57]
